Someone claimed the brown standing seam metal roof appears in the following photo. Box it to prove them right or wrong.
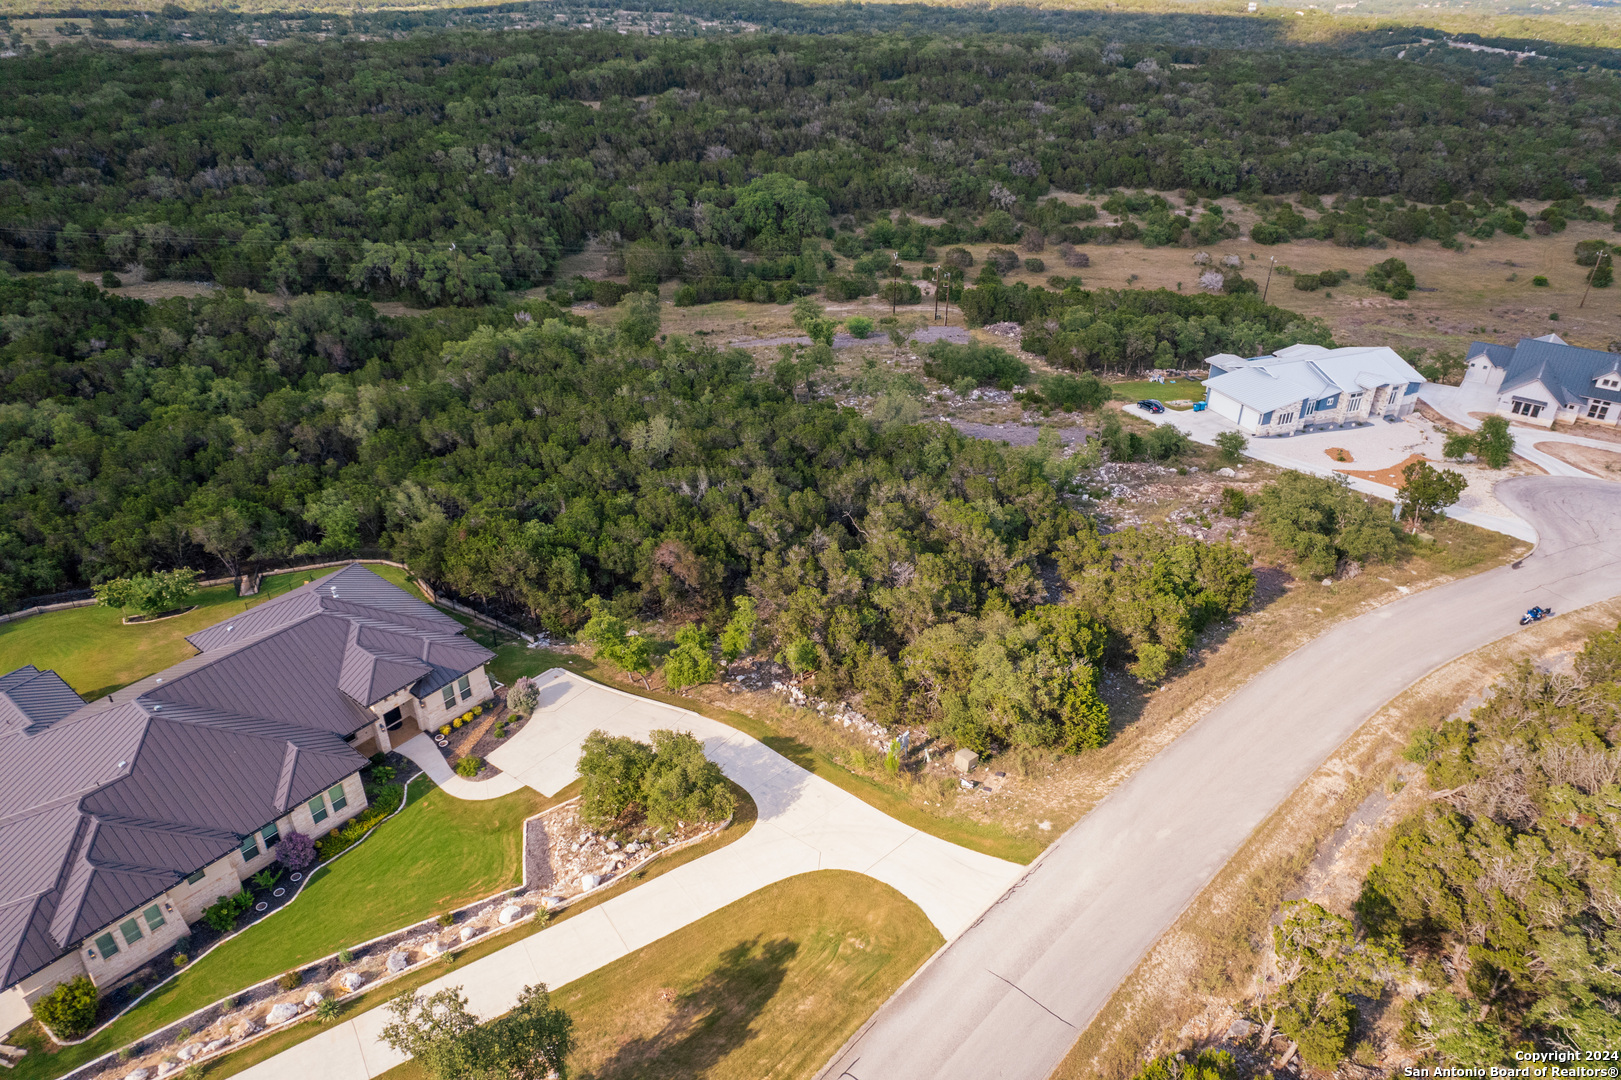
[0,564,495,989]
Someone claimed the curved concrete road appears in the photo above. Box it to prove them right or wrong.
[819,476,1621,1080]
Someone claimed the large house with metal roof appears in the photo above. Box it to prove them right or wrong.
[0,565,494,1030]
[1461,333,1621,429]
[1200,344,1425,437]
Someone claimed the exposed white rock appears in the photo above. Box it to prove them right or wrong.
[386,949,410,973]
[125,1070,153,1080]
[265,1002,300,1025]
[497,904,523,925]
[303,990,324,1008]
[176,1044,198,1061]
[459,925,479,943]
[336,971,365,993]
[422,939,445,957]
[202,1038,230,1054]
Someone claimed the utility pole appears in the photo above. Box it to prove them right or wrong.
[1581,252,1610,309]
[1262,255,1276,303]
[933,265,942,322]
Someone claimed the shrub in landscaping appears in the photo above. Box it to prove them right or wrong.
[314,784,401,860]
[173,953,189,968]
[506,676,539,715]
[92,568,200,619]
[279,971,303,992]
[338,947,354,963]
[578,728,735,829]
[316,999,341,1023]
[277,830,316,870]
[438,912,455,927]
[455,756,483,778]
[32,976,99,1038]
[250,867,282,890]
[200,890,254,934]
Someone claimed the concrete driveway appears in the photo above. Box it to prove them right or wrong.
[1127,402,1537,541]
[236,672,1021,1080]
[816,476,1621,1080]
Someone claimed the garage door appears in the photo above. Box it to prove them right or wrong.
[1207,390,1243,424]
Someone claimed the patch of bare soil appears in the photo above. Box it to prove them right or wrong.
[1535,440,1621,478]
[1055,596,1621,1080]
[1338,452,1426,488]
[1324,447,1353,463]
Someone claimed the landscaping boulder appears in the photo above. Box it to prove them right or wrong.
[125,1070,153,1080]
[156,1063,179,1078]
[422,939,444,957]
[336,971,365,993]
[541,896,565,910]
[265,1002,300,1025]
[580,874,601,890]
[227,1020,258,1041]
[177,1044,198,1061]
[459,925,479,943]
[497,904,523,925]
[202,1038,230,1054]
[386,949,410,973]
[303,991,323,1008]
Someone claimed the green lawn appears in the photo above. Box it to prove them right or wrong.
[0,562,430,701]
[1109,377,1207,403]
[10,775,553,1080]
[377,870,942,1080]
[489,646,1043,865]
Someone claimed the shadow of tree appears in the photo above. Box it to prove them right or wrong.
[582,937,800,1080]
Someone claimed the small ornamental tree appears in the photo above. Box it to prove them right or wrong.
[1399,460,1467,532]
[506,676,539,715]
[718,596,757,664]
[93,568,200,618]
[1214,430,1247,465]
[1475,415,1515,469]
[277,830,316,870]
[32,975,99,1038]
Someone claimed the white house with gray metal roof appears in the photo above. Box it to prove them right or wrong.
[1201,344,1424,436]
[1461,333,1621,429]
[0,565,496,1031]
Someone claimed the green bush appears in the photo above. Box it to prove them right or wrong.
[663,624,719,690]
[1364,256,1416,298]
[31,976,99,1039]
[576,728,734,829]
[844,315,874,339]
[101,270,120,289]
[1254,471,1400,579]
[454,755,483,778]
[314,782,402,859]
[1220,487,1248,517]
[921,340,1030,389]
[1214,429,1247,465]
[1532,275,1550,287]
[1022,257,1045,273]
[278,970,303,992]
[200,889,254,934]
[1040,372,1110,412]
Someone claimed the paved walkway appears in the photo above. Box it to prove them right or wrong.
[393,733,525,801]
[1127,402,1537,540]
[818,476,1621,1080]
[237,672,1021,1080]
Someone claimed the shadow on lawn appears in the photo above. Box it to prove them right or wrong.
[582,937,799,1080]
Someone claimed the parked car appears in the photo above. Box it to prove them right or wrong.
[1137,399,1165,414]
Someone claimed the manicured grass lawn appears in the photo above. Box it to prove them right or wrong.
[377,870,942,1080]
[10,775,552,1080]
[0,563,431,701]
[1108,377,1207,403]
[489,646,1043,865]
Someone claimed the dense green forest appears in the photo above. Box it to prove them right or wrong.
[2,25,1620,301]
[0,269,1265,750]
[1341,628,1621,1061]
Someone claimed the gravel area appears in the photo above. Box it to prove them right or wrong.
[948,420,1088,446]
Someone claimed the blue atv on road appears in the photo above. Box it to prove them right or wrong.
[1520,606,1554,626]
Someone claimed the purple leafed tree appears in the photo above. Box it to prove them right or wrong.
[277,830,316,870]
